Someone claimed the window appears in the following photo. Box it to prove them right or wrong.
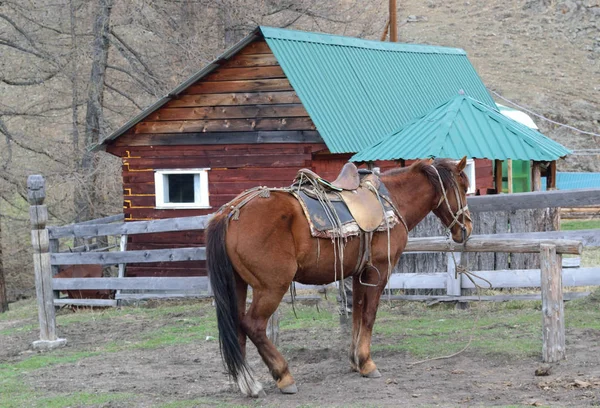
[154,169,210,209]
[464,159,476,195]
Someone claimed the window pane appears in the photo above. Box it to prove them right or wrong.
[167,174,195,203]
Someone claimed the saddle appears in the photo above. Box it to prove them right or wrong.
[298,162,361,192]
[292,163,395,234]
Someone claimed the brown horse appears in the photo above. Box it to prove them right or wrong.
[206,157,473,397]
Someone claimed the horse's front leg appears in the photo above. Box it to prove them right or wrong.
[349,274,364,372]
[351,266,386,378]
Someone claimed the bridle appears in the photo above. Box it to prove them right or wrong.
[432,165,471,241]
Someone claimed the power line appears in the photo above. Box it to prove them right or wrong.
[489,89,600,138]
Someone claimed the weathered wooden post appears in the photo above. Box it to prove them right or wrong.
[531,161,542,192]
[28,175,67,350]
[494,159,503,193]
[540,243,565,362]
[446,252,462,297]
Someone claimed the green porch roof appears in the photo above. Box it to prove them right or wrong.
[351,95,571,162]
[262,27,496,153]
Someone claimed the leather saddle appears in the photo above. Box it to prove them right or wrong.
[293,163,386,232]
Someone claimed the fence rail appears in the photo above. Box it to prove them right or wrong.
[29,174,600,361]
[51,247,206,265]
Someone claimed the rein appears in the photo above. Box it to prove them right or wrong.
[431,164,492,290]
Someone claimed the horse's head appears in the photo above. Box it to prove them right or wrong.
[429,157,473,243]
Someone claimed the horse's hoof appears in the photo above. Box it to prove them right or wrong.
[362,368,382,378]
[280,383,298,394]
[254,389,267,398]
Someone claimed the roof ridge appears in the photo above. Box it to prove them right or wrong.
[432,96,465,155]
[259,26,466,55]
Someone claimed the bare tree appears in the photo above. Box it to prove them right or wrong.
[0,0,386,302]
[74,0,114,228]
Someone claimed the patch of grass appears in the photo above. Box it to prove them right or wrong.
[0,322,37,336]
[0,298,38,321]
[561,219,600,231]
[0,351,100,374]
[0,350,122,408]
[279,305,337,330]
[55,299,214,326]
[0,381,133,408]
[33,392,133,408]
[371,304,543,359]
[581,247,600,267]
[104,315,218,352]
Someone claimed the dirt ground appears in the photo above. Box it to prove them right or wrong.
[2,299,600,408]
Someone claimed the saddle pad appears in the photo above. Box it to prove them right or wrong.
[296,190,355,231]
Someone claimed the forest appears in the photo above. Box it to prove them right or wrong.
[1,0,599,306]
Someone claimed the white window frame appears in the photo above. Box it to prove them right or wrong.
[463,159,476,195]
[154,168,210,209]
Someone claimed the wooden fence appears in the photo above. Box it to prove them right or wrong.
[30,175,600,361]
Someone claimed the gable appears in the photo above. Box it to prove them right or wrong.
[107,38,321,150]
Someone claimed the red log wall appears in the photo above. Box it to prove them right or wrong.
[105,39,324,277]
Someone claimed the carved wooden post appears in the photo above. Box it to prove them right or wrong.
[28,175,67,350]
[540,243,565,362]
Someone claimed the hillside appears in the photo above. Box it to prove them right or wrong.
[396,0,599,170]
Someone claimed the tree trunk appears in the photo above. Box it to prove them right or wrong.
[0,213,8,313]
[75,0,113,232]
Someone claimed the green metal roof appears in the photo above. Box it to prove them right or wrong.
[99,26,496,153]
[351,95,571,162]
[262,26,496,153]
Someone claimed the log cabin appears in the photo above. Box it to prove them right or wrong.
[95,26,504,277]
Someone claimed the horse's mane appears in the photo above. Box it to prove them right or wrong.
[382,159,468,198]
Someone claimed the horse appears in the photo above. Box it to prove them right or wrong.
[206,157,473,397]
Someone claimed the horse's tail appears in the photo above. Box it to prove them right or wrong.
[206,214,262,396]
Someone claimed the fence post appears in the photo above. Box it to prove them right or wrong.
[28,175,67,350]
[116,234,128,305]
[446,252,462,297]
[49,238,60,301]
[540,243,565,362]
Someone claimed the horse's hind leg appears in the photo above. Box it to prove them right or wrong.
[242,288,297,394]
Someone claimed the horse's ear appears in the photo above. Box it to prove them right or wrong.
[457,156,467,172]
[422,158,434,166]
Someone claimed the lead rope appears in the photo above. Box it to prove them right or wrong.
[408,166,491,367]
